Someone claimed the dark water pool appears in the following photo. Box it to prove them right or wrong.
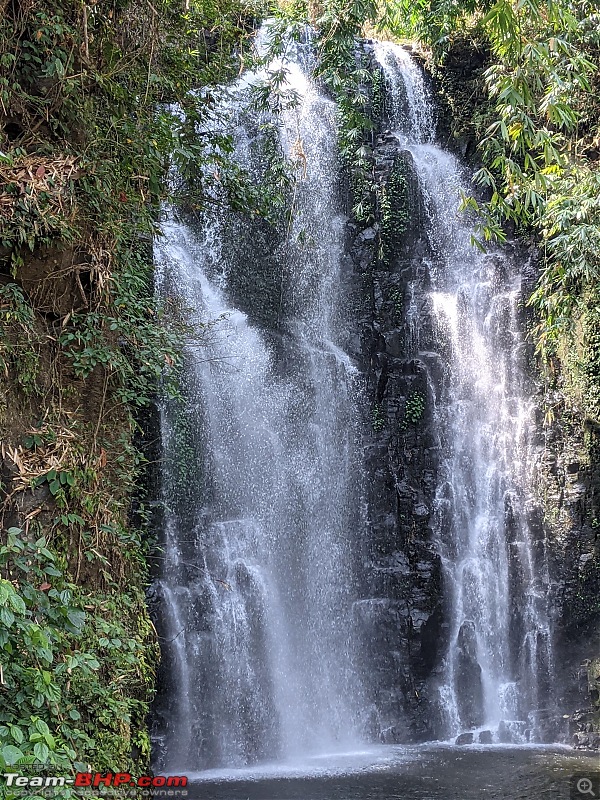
[184,745,600,800]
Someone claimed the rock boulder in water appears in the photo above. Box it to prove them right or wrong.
[455,732,474,745]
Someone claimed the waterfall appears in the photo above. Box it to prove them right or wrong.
[373,42,554,742]
[151,33,366,772]
[151,29,558,770]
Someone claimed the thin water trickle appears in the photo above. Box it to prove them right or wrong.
[374,42,554,742]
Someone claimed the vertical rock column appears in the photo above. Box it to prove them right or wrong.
[350,113,446,742]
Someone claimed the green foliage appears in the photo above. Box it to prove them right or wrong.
[0,0,271,783]
[380,0,600,360]
[0,283,41,395]
[372,402,386,431]
[0,0,277,416]
[377,0,483,46]
[314,0,378,221]
[0,527,96,781]
[245,118,297,225]
[528,169,600,352]
[389,286,404,319]
[0,526,157,796]
[474,1,599,355]
[403,390,425,426]
[378,155,409,265]
[547,286,600,425]
[264,0,380,222]
[370,65,386,124]
[261,0,378,221]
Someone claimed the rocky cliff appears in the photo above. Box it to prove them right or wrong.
[347,38,599,747]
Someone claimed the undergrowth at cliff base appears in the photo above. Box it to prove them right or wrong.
[0,0,279,787]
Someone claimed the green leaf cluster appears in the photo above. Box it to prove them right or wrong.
[378,155,409,265]
[0,525,158,794]
[267,0,379,221]
[315,0,379,221]
[403,389,425,426]
[0,528,95,780]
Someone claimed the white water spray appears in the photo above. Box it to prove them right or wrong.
[374,42,553,742]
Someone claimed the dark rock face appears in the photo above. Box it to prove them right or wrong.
[455,622,484,729]
[497,720,515,744]
[348,45,600,749]
[455,732,474,746]
[346,70,447,741]
[536,412,600,746]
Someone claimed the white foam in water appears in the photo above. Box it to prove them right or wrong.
[186,745,422,783]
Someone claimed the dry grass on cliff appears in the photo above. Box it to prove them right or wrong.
[0,154,79,224]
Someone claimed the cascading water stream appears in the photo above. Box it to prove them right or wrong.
[151,28,558,772]
[152,33,367,772]
[374,42,554,742]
